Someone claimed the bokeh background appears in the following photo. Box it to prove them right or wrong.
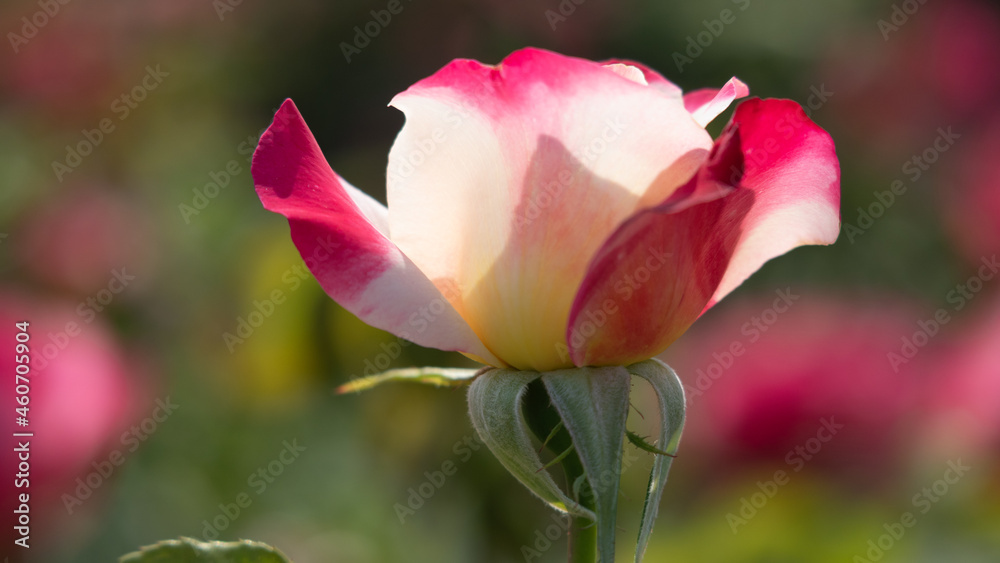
[2,0,999,561]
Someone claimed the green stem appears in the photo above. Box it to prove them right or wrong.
[522,380,598,563]
[565,465,597,563]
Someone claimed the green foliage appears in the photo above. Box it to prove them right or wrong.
[628,359,687,563]
[467,368,597,520]
[542,366,632,563]
[119,538,291,562]
[336,366,482,393]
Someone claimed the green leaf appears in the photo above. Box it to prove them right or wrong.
[627,359,686,563]
[336,366,484,394]
[542,366,632,563]
[467,368,596,520]
[119,537,291,562]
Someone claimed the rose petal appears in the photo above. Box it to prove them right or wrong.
[387,47,711,370]
[567,98,838,365]
[684,77,750,127]
[566,129,748,366]
[707,98,841,308]
[602,63,649,85]
[252,100,501,366]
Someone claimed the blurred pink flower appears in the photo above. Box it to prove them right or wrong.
[659,295,924,487]
[938,113,1000,263]
[922,295,1000,457]
[0,13,122,118]
[823,0,1000,155]
[252,48,840,372]
[15,186,154,295]
[1,294,138,546]
[1,0,216,120]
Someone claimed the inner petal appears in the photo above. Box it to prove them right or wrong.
[386,50,713,369]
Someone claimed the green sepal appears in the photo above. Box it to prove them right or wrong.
[467,368,597,520]
[542,366,632,563]
[627,359,686,562]
[119,537,291,562]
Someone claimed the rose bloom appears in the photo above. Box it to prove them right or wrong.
[658,295,923,487]
[252,48,839,371]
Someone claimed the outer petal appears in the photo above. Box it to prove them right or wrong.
[683,77,750,127]
[252,99,501,366]
[568,97,839,366]
[706,98,841,307]
[387,48,712,371]
[566,129,748,367]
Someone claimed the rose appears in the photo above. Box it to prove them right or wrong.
[252,49,842,560]
[252,48,840,371]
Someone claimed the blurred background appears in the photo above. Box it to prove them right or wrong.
[1,0,999,561]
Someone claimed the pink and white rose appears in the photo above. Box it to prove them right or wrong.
[252,48,840,371]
